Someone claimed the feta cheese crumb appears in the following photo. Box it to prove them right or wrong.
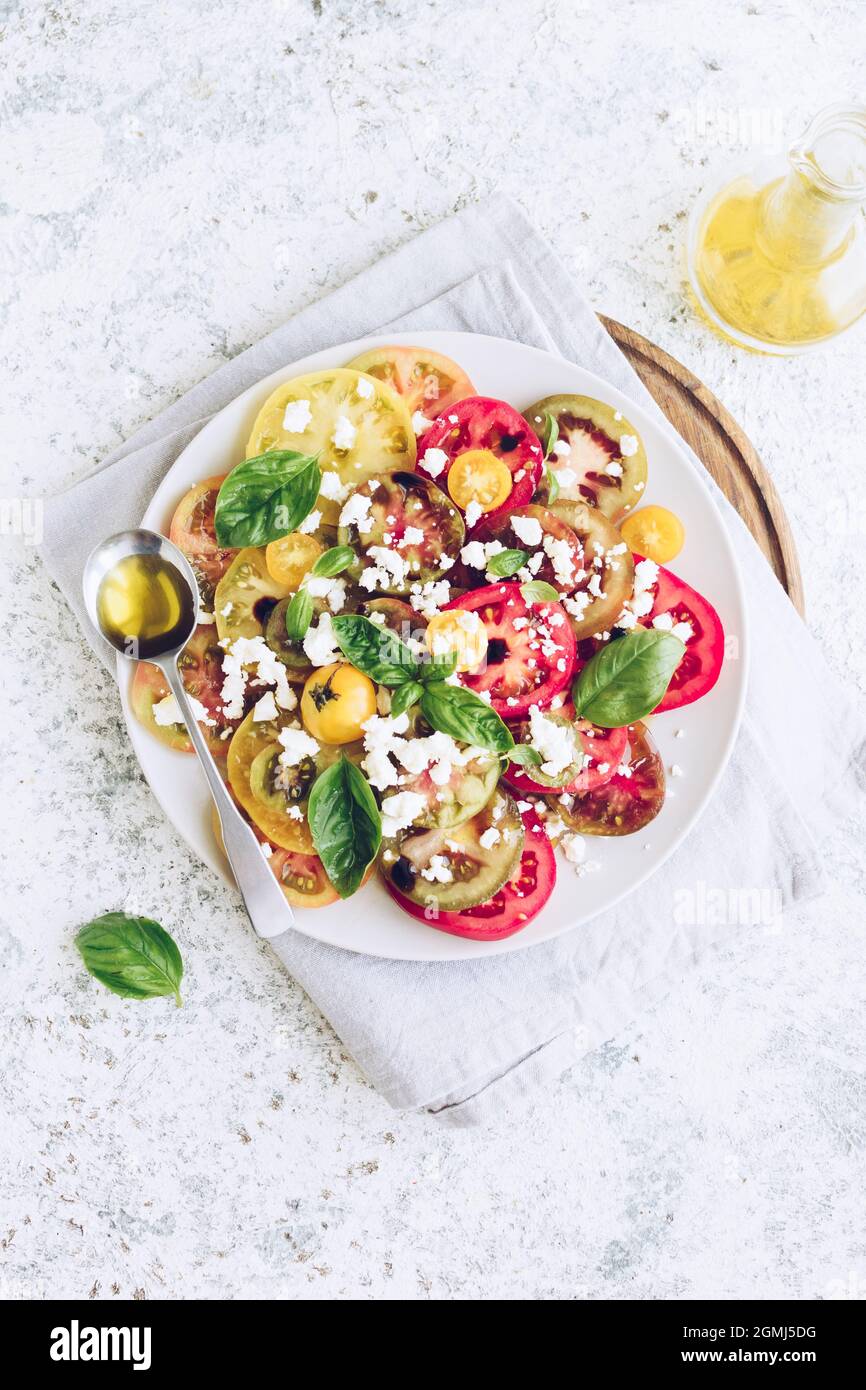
[339,491,374,534]
[282,399,312,433]
[253,691,279,722]
[421,447,449,479]
[464,499,483,529]
[302,612,341,666]
[277,725,319,766]
[355,376,375,399]
[319,470,350,504]
[331,414,357,451]
[153,692,216,728]
[298,509,321,535]
[380,790,427,838]
[411,410,434,435]
[479,827,501,850]
[619,434,639,457]
[511,514,543,547]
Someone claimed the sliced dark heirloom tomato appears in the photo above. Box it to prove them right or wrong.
[359,596,428,640]
[131,623,239,756]
[379,789,524,912]
[169,474,237,606]
[386,806,556,940]
[504,712,628,794]
[337,471,464,594]
[416,397,544,527]
[345,345,476,419]
[525,395,648,522]
[443,581,575,718]
[264,591,358,680]
[548,499,635,639]
[474,504,584,593]
[556,721,664,836]
[633,556,725,712]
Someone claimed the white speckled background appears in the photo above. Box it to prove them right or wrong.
[2,0,865,1301]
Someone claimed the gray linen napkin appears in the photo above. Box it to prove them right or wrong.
[41,196,865,1122]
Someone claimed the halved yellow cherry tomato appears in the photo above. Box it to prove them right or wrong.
[265,531,324,588]
[447,449,512,513]
[301,662,378,745]
[620,505,685,565]
[425,609,488,673]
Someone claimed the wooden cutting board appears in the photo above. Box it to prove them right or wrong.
[601,315,805,616]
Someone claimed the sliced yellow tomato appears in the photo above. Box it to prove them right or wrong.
[265,531,323,589]
[345,345,475,420]
[245,368,415,525]
[227,710,315,852]
[447,449,512,513]
[300,662,377,745]
[425,610,488,673]
[209,800,340,907]
[620,505,685,565]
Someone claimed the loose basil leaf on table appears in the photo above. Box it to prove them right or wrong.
[214,451,320,548]
[486,548,528,579]
[389,680,425,718]
[508,744,544,768]
[311,545,356,579]
[419,682,514,755]
[331,614,420,687]
[284,587,315,642]
[520,580,560,605]
[572,627,685,727]
[307,755,382,899]
[76,912,184,1006]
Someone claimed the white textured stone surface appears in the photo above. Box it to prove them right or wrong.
[1,0,865,1301]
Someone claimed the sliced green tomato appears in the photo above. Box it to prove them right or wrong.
[359,595,428,637]
[378,789,524,912]
[400,746,500,830]
[130,623,236,756]
[245,367,416,525]
[556,722,665,836]
[264,590,358,679]
[345,345,476,419]
[525,394,648,522]
[548,499,635,639]
[478,503,583,592]
[227,710,364,853]
[508,713,584,789]
[337,471,464,595]
[215,546,293,644]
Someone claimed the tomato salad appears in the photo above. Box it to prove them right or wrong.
[136,345,725,942]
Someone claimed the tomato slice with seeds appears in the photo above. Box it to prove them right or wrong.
[337,471,464,594]
[444,581,575,718]
[131,623,238,756]
[169,475,237,607]
[556,722,665,836]
[386,806,556,941]
[345,345,476,419]
[633,556,725,712]
[416,397,544,528]
[269,848,341,908]
[476,504,584,592]
[524,395,648,522]
[504,711,628,795]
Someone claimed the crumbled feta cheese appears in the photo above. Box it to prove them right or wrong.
[220,634,298,718]
[543,534,576,588]
[282,399,312,433]
[671,621,693,643]
[528,706,582,778]
[359,545,409,592]
[553,439,571,457]
[252,691,279,722]
[302,611,341,666]
[605,461,623,478]
[331,414,357,450]
[421,447,449,479]
[277,725,319,766]
[339,491,374,534]
[651,611,673,631]
[198,610,215,625]
[479,827,501,850]
[409,578,451,619]
[319,470,350,504]
[380,790,427,838]
[260,841,273,859]
[298,509,321,535]
[619,434,639,457]
[355,376,375,399]
[421,854,453,884]
[465,499,483,529]
[153,692,216,728]
[560,832,586,865]
[399,526,425,547]
[511,514,543,547]
[411,410,434,435]
[670,763,684,778]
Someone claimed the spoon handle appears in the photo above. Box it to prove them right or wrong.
[160,660,295,939]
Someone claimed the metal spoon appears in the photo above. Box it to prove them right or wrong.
[83,528,294,938]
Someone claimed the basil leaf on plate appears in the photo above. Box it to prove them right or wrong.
[572,627,685,728]
[543,463,560,504]
[520,580,560,604]
[331,614,420,687]
[486,548,528,579]
[307,755,382,899]
[389,680,425,718]
[421,649,458,683]
[285,587,315,642]
[508,744,544,768]
[214,451,320,548]
[419,682,514,755]
[542,410,559,461]
[76,912,184,1006]
[312,544,356,579]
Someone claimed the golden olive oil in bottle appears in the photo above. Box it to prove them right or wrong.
[96,553,195,658]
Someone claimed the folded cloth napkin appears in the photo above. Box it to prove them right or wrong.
[42,195,865,1122]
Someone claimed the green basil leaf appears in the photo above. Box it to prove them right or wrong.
[331,614,420,687]
[214,451,320,548]
[486,548,528,578]
[520,580,560,604]
[285,587,314,642]
[312,544,356,579]
[572,627,685,727]
[307,755,382,899]
[422,649,458,683]
[76,912,184,1006]
[389,680,425,718]
[543,462,560,504]
[543,411,559,460]
[419,682,514,755]
[508,744,544,768]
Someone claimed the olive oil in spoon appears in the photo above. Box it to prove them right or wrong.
[96,552,195,659]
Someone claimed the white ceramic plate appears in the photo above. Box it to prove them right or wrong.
[120,331,748,961]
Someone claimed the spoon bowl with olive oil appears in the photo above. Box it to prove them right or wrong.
[83,529,294,937]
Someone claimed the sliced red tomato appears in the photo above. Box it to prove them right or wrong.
[130,623,237,757]
[633,556,725,712]
[386,807,556,940]
[345,345,476,418]
[476,504,584,593]
[169,474,237,607]
[556,722,665,836]
[416,397,544,527]
[444,581,575,718]
[504,714,628,795]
